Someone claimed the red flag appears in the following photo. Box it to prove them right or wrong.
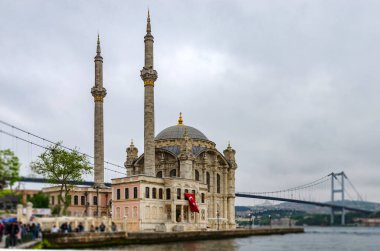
[184,193,199,213]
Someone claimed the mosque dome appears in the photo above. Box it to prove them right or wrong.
[155,113,208,141]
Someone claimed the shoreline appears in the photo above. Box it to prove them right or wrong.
[40,227,304,249]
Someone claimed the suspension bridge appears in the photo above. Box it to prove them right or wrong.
[0,119,378,225]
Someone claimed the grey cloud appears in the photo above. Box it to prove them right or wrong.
[0,0,379,205]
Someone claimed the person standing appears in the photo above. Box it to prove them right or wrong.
[78,222,84,232]
[9,221,19,248]
[99,222,105,232]
[0,220,4,243]
[51,225,59,233]
[111,222,117,232]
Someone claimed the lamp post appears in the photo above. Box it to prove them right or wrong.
[289,210,293,227]
[250,214,254,229]
[217,210,220,231]
[269,214,272,228]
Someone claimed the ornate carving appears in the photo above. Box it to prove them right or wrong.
[144,79,154,86]
[140,66,158,84]
[91,87,107,102]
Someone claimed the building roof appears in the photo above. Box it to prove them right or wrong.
[155,125,208,141]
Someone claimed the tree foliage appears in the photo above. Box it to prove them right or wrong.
[0,149,20,189]
[27,191,50,208]
[30,143,92,215]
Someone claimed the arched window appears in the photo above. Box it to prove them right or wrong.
[206,172,210,192]
[156,171,163,178]
[117,189,121,200]
[166,188,171,200]
[195,170,200,181]
[177,188,181,200]
[125,188,129,199]
[217,174,221,193]
[159,188,163,199]
[145,187,150,198]
[74,195,78,205]
[152,188,157,199]
[133,187,138,198]
[170,169,177,177]
[201,193,205,203]
[93,196,98,205]
[81,196,85,205]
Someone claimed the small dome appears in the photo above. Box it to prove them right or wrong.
[155,125,208,140]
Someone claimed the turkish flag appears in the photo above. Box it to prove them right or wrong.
[184,193,199,213]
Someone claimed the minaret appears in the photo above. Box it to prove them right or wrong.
[140,10,158,177]
[91,34,107,187]
[223,142,237,227]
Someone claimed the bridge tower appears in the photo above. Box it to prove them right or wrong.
[330,172,346,225]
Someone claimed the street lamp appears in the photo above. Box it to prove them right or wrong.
[250,214,254,229]
[268,214,272,227]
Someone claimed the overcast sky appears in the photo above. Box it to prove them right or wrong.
[1,0,380,205]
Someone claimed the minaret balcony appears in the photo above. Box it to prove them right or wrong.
[140,67,158,83]
[91,87,107,100]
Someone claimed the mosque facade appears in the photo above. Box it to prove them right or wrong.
[111,12,237,231]
[42,11,237,232]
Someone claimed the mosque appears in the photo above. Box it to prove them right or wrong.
[43,12,238,232]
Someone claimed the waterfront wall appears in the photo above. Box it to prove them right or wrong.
[42,227,304,249]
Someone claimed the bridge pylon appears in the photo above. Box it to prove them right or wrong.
[329,172,346,225]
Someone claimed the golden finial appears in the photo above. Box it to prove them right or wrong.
[178,112,183,125]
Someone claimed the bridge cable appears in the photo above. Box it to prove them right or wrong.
[0,119,125,171]
[247,175,330,195]
[346,177,364,201]
[0,129,125,175]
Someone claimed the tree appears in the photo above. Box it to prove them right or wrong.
[0,149,20,190]
[27,191,50,208]
[31,143,92,215]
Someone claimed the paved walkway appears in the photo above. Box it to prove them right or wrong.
[0,238,41,249]
[0,238,5,249]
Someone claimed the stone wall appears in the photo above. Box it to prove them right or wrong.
[42,227,304,249]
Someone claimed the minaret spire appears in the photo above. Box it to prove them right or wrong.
[141,10,158,177]
[91,34,107,187]
[147,9,151,34]
[96,33,101,55]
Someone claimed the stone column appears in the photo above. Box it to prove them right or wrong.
[140,11,158,177]
[26,202,33,222]
[212,170,217,218]
[171,203,176,223]
[17,204,23,222]
[180,205,184,223]
[223,169,228,218]
[144,84,155,176]
[91,34,107,187]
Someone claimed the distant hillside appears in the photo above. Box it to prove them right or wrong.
[236,200,380,215]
